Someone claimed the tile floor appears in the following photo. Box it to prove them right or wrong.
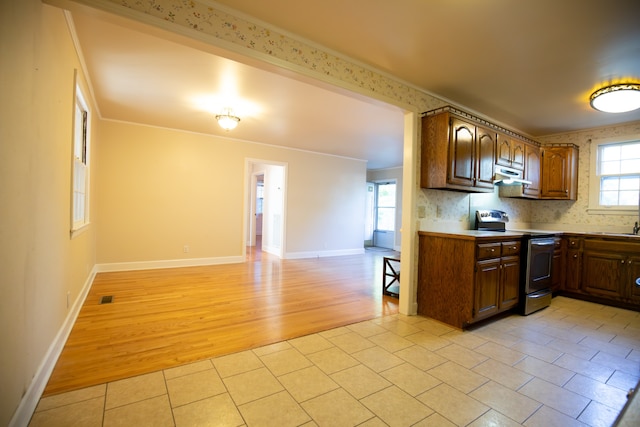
[30,296,640,427]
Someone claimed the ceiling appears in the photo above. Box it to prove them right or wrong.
[68,0,640,170]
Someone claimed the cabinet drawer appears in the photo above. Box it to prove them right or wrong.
[501,241,521,256]
[477,243,501,260]
[567,238,582,249]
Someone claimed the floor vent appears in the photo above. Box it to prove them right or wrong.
[99,295,114,304]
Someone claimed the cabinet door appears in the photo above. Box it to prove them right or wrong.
[523,144,541,197]
[511,139,525,170]
[476,126,497,189]
[582,251,625,299]
[475,258,501,320]
[541,148,569,199]
[496,134,512,167]
[565,249,582,291]
[448,118,475,187]
[500,256,520,310]
[628,255,640,304]
[551,249,563,293]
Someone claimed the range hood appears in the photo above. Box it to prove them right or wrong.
[493,165,532,186]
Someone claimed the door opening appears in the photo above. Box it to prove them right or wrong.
[246,160,286,258]
[372,181,396,249]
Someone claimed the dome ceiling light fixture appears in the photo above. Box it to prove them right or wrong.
[216,108,241,131]
[590,83,640,113]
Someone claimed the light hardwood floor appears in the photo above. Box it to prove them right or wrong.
[44,245,399,396]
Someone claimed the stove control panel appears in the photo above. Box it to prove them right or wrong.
[476,210,509,223]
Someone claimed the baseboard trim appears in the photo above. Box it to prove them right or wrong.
[95,256,245,272]
[284,248,365,259]
[9,267,96,427]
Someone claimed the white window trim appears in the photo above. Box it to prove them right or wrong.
[71,83,91,238]
[588,134,640,215]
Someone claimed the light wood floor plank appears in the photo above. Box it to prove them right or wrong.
[44,247,399,395]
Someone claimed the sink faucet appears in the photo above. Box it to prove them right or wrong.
[634,221,640,235]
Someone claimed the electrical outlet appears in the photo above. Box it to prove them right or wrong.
[183,245,189,253]
[66,291,71,309]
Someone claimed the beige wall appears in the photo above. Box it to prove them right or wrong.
[0,1,98,424]
[96,119,367,265]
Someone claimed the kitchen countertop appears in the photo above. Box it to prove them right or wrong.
[418,229,640,240]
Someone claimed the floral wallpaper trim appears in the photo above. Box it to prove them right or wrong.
[80,0,445,112]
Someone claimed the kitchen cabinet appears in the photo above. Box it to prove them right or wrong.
[522,144,541,198]
[541,145,579,200]
[496,133,525,170]
[628,255,640,305]
[563,236,583,292]
[559,235,640,311]
[421,110,495,192]
[417,233,520,328]
[582,239,640,304]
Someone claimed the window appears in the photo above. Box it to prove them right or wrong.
[375,182,396,231]
[71,86,90,235]
[589,136,640,214]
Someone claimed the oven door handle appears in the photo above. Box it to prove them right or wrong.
[531,240,555,247]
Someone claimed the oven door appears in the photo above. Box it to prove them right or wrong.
[525,238,555,293]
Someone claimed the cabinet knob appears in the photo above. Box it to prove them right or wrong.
[622,260,625,264]
[491,248,495,252]
[512,246,517,250]
[573,254,578,259]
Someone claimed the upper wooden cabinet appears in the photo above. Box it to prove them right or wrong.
[522,143,541,198]
[541,145,579,200]
[422,111,495,192]
[496,133,525,170]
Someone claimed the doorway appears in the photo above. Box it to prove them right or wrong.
[246,160,287,258]
[370,181,397,249]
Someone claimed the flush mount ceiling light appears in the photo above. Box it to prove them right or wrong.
[590,83,640,113]
[216,108,240,131]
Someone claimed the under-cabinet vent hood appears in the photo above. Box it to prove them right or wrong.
[493,165,532,186]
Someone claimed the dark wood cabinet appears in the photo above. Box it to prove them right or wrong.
[418,233,520,328]
[582,250,625,299]
[475,257,501,320]
[564,237,583,292]
[523,144,541,198]
[559,236,640,311]
[582,240,640,303]
[541,145,578,200]
[628,255,640,305]
[422,111,495,192]
[496,133,525,170]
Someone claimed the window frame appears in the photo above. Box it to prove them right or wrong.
[588,134,640,215]
[71,83,91,237]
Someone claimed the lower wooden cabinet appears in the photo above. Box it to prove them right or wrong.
[560,236,640,310]
[418,233,520,329]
